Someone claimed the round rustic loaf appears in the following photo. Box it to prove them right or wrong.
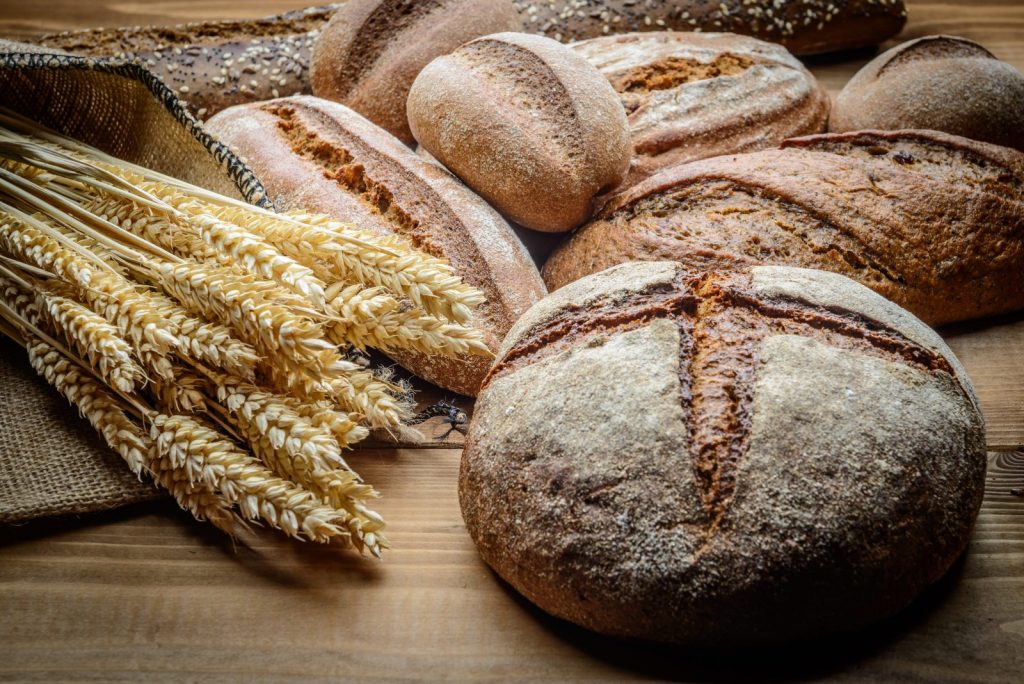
[543,129,1024,326]
[513,0,907,56]
[206,96,546,396]
[830,36,1024,151]
[572,32,829,189]
[310,0,521,144]
[407,32,632,232]
[461,261,986,644]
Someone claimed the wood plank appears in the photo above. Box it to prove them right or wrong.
[0,449,1021,681]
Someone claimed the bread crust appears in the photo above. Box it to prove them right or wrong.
[206,95,545,396]
[513,0,907,55]
[831,35,1024,151]
[572,32,829,189]
[310,0,521,144]
[407,32,632,232]
[543,129,1024,325]
[461,261,986,644]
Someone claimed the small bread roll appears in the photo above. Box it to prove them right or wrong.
[310,0,521,144]
[407,32,632,233]
[831,35,1024,150]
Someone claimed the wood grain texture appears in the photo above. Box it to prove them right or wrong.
[0,1,1022,680]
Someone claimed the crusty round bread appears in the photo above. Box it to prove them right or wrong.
[310,0,521,144]
[206,96,546,396]
[572,32,830,190]
[830,36,1024,151]
[407,32,632,233]
[461,261,986,644]
[542,129,1024,326]
[513,0,907,56]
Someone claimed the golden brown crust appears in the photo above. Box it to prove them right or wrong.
[407,32,632,232]
[513,0,907,55]
[37,5,342,119]
[206,95,545,396]
[543,129,1024,325]
[309,0,521,143]
[830,36,1024,151]
[572,32,829,189]
[461,262,986,644]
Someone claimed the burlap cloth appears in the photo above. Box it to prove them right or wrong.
[0,42,271,524]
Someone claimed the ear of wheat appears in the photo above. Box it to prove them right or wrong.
[0,111,491,554]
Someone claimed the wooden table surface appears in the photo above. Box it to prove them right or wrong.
[1,2,1022,681]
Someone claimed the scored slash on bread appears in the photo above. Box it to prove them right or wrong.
[543,129,1024,326]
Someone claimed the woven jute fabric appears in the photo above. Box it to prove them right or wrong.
[0,42,270,524]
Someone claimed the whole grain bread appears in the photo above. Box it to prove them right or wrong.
[206,95,545,396]
[572,32,829,189]
[37,5,342,120]
[462,260,986,644]
[831,36,1024,151]
[310,0,521,144]
[543,129,1024,325]
[407,32,632,232]
[514,0,907,55]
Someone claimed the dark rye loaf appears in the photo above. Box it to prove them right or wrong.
[38,5,342,120]
[461,261,986,644]
[543,129,1024,326]
[513,0,907,55]
[572,31,829,189]
[206,96,545,396]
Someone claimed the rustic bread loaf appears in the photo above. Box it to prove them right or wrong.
[572,32,829,189]
[543,129,1024,325]
[310,0,521,144]
[831,36,1024,151]
[462,260,986,644]
[37,5,341,120]
[514,0,907,55]
[407,32,632,233]
[205,96,545,396]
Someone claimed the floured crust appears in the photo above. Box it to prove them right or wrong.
[310,0,521,143]
[461,262,986,644]
[206,95,545,396]
[407,32,632,232]
[573,32,829,188]
[831,36,1024,151]
[543,129,1024,325]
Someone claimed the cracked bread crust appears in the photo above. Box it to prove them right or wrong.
[542,129,1024,325]
[572,32,829,189]
[205,95,545,396]
[461,261,986,644]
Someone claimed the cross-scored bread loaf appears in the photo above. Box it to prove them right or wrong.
[206,95,546,396]
[462,260,986,644]
[543,129,1024,325]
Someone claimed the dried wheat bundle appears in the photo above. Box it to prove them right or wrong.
[0,112,491,554]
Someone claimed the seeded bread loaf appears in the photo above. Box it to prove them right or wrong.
[462,260,986,644]
[407,32,632,232]
[543,129,1024,325]
[572,32,829,189]
[831,36,1024,151]
[310,0,522,144]
[514,0,907,56]
[37,5,342,120]
[206,95,545,396]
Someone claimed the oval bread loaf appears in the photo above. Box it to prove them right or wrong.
[310,0,521,144]
[462,260,986,644]
[514,0,907,56]
[206,95,546,396]
[543,129,1024,325]
[572,32,829,189]
[831,36,1024,151]
[407,32,632,232]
